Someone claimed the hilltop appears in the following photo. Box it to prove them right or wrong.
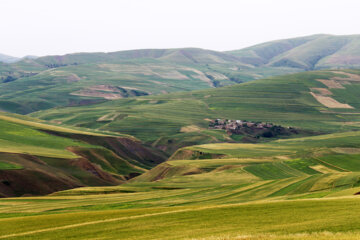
[2,34,360,113]
[0,53,19,63]
[228,34,360,70]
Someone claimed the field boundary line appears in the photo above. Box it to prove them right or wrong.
[0,207,216,239]
[0,195,357,239]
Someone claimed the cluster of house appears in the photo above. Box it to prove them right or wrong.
[209,119,274,131]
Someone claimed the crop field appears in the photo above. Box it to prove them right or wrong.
[3,63,360,239]
[4,22,360,240]
[31,70,360,154]
[1,128,360,239]
[0,196,360,239]
[0,112,166,197]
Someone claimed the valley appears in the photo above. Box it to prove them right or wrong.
[1,34,360,239]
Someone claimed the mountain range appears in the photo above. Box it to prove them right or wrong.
[1,34,360,114]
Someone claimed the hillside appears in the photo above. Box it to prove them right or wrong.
[3,34,360,113]
[0,113,166,197]
[1,130,360,239]
[228,34,360,70]
[0,54,19,63]
[0,49,252,113]
[32,69,360,154]
[134,129,360,200]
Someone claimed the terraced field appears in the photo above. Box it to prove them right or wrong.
[32,69,360,154]
[2,65,360,238]
[5,34,360,114]
[0,129,360,239]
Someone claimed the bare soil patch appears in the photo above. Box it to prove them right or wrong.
[317,79,344,89]
[66,74,81,82]
[310,165,338,174]
[332,71,360,81]
[71,90,122,100]
[332,147,360,154]
[180,125,202,133]
[310,92,353,109]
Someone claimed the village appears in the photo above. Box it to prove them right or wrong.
[209,119,298,139]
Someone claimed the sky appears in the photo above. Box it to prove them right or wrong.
[1,0,359,57]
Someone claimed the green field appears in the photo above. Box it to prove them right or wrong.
[0,112,165,197]
[1,48,296,114]
[0,196,360,239]
[2,41,360,239]
[0,127,360,238]
[3,34,360,114]
[32,69,360,154]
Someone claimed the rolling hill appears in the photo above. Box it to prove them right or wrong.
[0,54,19,63]
[228,34,360,70]
[1,129,360,239]
[2,34,360,113]
[2,41,360,238]
[0,112,166,197]
[32,69,360,154]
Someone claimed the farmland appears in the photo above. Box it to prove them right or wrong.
[1,127,360,239]
[0,112,165,197]
[2,34,360,239]
[32,69,360,154]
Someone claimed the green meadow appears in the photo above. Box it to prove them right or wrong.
[32,69,360,154]
[1,127,360,239]
[2,54,360,238]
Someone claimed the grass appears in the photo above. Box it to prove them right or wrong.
[2,34,360,115]
[0,196,360,239]
[0,118,91,158]
[0,122,360,238]
[0,48,295,114]
[31,70,360,154]
[0,162,22,170]
[0,112,163,197]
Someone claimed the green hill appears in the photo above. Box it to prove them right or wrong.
[1,130,360,239]
[3,34,360,113]
[228,34,360,70]
[0,49,252,113]
[0,53,19,63]
[32,69,360,154]
[0,113,165,197]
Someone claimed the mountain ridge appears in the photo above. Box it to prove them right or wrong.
[1,34,360,114]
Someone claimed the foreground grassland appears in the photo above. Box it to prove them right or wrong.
[1,130,360,239]
[0,194,359,239]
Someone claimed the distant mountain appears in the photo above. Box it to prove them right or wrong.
[228,34,360,70]
[34,48,244,66]
[0,53,19,63]
[1,34,360,114]
[22,55,38,60]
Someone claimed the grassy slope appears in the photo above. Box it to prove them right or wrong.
[32,70,360,154]
[3,35,360,113]
[0,112,166,197]
[0,49,268,113]
[0,197,359,239]
[228,34,360,70]
[1,80,360,238]
[1,131,360,238]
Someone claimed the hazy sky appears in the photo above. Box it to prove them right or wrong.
[1,0,359,57]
